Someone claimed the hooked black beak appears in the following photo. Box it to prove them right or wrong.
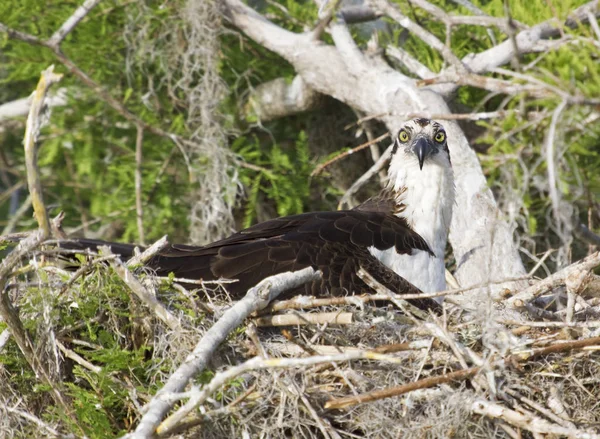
[413,137,432,170]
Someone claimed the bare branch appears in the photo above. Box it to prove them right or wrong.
[3,404,61,437]
[311,132,389,176]
[0,88,68,123]
[126,235,169,267]
[254,312,354,326]
[47,0,103,48]
[459,1,599,76]
[338,145,392,208]
[325,366,480,409]
[409,0,525,33]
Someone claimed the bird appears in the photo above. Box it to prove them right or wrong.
[61,118,454,310]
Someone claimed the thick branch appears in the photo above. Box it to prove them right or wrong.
[246,76,322,122]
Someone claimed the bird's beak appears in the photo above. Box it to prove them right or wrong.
[413,137,433,170]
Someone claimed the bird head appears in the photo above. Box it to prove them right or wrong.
[391,118,450,170]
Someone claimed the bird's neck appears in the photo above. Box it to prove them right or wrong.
[385,157,455,292]
[388,160,454,256]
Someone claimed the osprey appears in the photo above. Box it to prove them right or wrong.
[65,119,454,310]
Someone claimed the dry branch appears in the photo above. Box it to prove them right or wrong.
[472,399,600,439]
[311,132,389,176]
[126,235,169,267]
[507,251,600,309]
[254,311,354,327]
[370,0,466,71]
[325,366,480,410]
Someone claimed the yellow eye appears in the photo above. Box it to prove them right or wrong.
[398,130,409,143]
[435,131,446,143]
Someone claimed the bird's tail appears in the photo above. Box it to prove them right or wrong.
[59,238,141,259]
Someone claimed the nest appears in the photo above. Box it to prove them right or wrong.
[1,237,600,438]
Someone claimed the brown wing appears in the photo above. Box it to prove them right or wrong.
[64,210,437,309]
[146,210,433,296]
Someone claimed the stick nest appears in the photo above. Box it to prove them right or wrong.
[1,243,599,439]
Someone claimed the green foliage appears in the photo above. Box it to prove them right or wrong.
[234,130,313,227]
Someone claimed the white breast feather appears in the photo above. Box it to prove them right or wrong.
[370,151,455,293]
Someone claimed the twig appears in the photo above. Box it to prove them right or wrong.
[513,336,600,361]
[472,399,600,439]
[58,254,118,295]
[126,235,168,267]
[499,319,600,329]
[129,267,319,438]
[503,387,577,430]
[134,124,145,245]
[410,0,525,33]
[325,366,481,409]
[294,380,340,439]
[356,266,439,317]
[101,246,182,332]
[311,132,389,176]
[325,335,600,410]
[254,311,353,326]
[507,251,599,308]
[56,340,102,374]
[24,65,63,237]
[338,144,392,209]
[353,110,517,126]
[419,71,555,99]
